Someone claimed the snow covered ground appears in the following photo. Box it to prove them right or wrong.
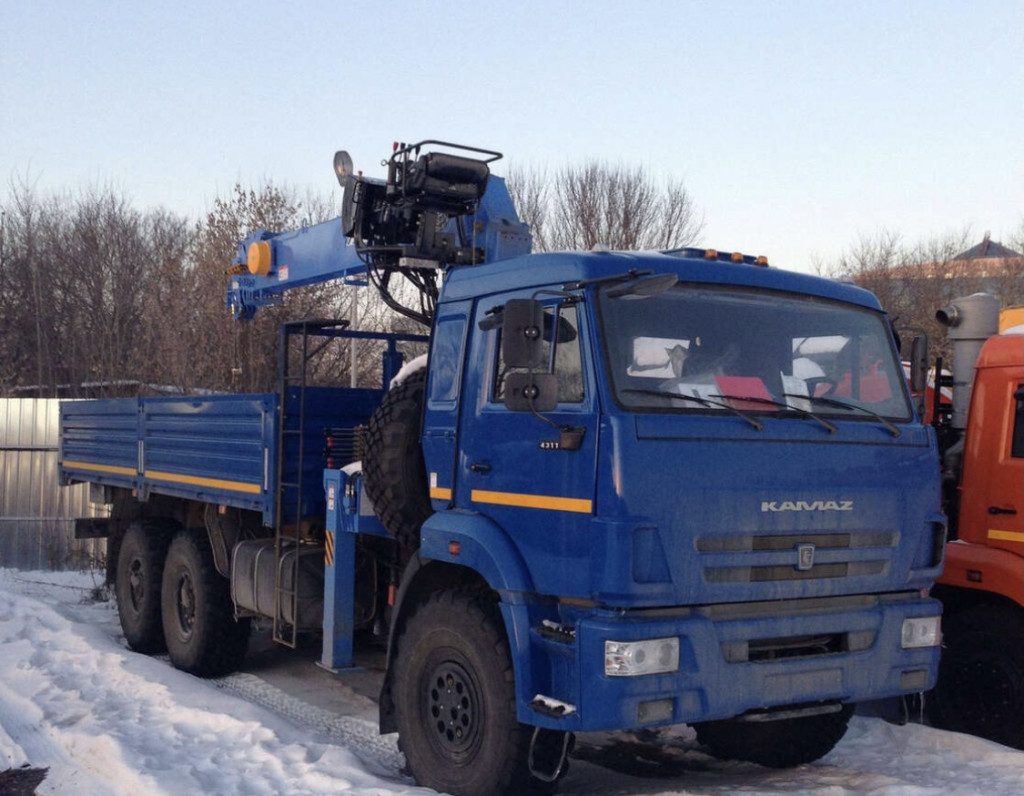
[2,567,1023,795]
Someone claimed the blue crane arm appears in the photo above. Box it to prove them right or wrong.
[227,216,365,320]
[225,141,532,323]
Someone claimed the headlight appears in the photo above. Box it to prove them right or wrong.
[901,616,941,649]
[605,638,680,677]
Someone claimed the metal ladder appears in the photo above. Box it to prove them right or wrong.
[273,318,348,648]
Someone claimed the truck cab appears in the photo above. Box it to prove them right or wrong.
[361,245,945,793]
[928,303,1024,749]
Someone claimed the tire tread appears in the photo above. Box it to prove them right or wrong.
[161,531,249,678]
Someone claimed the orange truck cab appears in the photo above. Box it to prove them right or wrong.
[927,294,1023,749]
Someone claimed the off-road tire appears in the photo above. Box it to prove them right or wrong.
[161,531,250,677]
[363,369,432,551]
[392,590,558,796]
[694,703,854,768]
[115,520,175,653]
[927,604,1024,749]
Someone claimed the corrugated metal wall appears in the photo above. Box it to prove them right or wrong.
[0,399,107,571]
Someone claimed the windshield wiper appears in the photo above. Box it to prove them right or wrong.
[621,388,764,431]
[712,393,837,434]
[784,393,901,438]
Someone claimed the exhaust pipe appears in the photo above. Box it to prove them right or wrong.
[935,293,1000,430]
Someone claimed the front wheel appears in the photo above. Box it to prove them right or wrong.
[694,703,854,768]
[161,531,250,677]
[927,604,1024,749]
[392,590,552,796]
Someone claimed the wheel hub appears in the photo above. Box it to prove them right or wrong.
[427,661,479,755]
[175,572,196,637]
[128,558,145,610]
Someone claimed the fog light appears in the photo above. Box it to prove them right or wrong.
[605,638,680,677]
[900,670,929,691]
[901,616,941,649]
[637,698,674,723]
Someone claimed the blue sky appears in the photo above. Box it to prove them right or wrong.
[2,0,1021,272]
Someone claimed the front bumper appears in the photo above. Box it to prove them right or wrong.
[517,591,941,731]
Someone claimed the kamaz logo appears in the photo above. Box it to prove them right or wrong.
[796,543,816,571]
[760,500,854,513]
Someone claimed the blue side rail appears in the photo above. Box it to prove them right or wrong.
[60,388,383,525]
[60,394,278,518]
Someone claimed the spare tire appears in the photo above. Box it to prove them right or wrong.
[364,369,432,551]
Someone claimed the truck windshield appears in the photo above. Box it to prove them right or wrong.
[598,284,912,422]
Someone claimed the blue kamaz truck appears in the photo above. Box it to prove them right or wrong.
[60,140,945,796]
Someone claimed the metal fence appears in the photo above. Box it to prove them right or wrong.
[0,399,107,571]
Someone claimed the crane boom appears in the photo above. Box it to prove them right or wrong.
[226,140,532,324]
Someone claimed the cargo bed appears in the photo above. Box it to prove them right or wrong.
[59,387,383,525]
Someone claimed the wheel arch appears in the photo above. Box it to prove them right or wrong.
[418,510,536,594]
[932,582,1024,620]
[379,512,541,733]
[107,493,202,584]
[937,543,1024,611]
[379,555,494,733]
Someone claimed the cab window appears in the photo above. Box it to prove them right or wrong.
[1012,385,1024,459]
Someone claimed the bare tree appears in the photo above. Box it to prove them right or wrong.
[0,181,52,393]
[505,165,550,252]
[135,209,198,392]
[186,182,391,394]
[506,161,704,253]
[998,218,1024,308]
[816,227,1024,362]
[0,181,200,397]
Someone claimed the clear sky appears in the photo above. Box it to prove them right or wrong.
[2,0,1021,273]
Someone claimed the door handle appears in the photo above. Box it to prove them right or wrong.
[470,462,492,474]
[988,506,1018,516]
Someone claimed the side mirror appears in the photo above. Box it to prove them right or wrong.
[502,299,545,368]
[910,335,928,394]
[909,335,929,418]
[340,173,359,237]
[504,372,558,412]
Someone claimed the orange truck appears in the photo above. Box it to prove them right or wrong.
[926,293,1023,749]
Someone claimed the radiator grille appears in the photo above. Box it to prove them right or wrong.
[698,531,897,583]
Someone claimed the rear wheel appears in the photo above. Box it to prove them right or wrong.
[116,520,174,653]
[927,604,1024,749]
[161,531,250,677]
[694,703,854,768]
[392,590,556,796]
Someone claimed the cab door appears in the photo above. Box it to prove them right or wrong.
[961,368,1023,553]
[454,294,599,596]
[981,381,1024,551]
[421,300,473,512]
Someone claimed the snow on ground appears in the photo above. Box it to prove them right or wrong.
[1,568,1023,796]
